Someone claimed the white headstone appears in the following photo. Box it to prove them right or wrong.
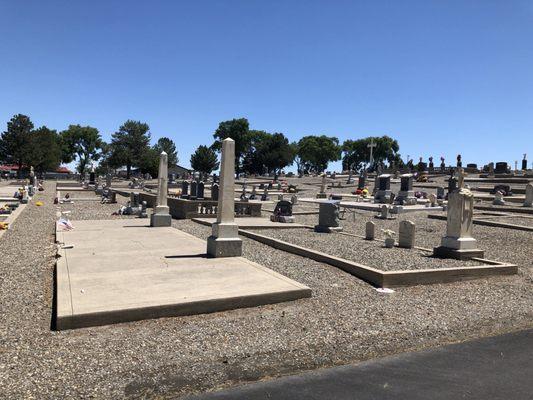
[398,220,415,248]
[365,221,375,240]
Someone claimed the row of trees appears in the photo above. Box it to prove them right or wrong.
[0,114,179,178]
[0,114,402,178]
[210,118,401,176]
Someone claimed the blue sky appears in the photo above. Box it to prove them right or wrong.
[1,0,532,171]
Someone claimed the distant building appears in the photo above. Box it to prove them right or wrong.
[168,165,192,178]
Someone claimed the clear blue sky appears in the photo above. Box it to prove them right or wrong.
[1,0,532,171]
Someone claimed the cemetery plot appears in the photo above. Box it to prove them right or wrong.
[54,218,311,330]
[238,227,516,287]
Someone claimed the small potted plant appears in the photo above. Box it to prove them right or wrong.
[381,229,395,248]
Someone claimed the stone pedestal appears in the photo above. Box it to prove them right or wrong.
[433,189,484,260]
[523,184,532,207]
[207,138,242,257]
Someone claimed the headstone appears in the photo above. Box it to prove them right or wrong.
[261,187,269,201]
[314,201,342,233]
[434,185,484,259]
[494,162,508,174]
[428,157,434,173]
[89,165,96,185]
[524,183,533,207]
[493,191,505,206]
[130,192,140,208]
[346,169,354,184]
[190,180,198,199]
[211,183,219,201]
[170,174,176,183]
[365,221,375,240]
[488,162,495,176]
[436,187,445,200]
[316,174,328,198]
[428,193,437,207]
[456,154,462,167]
[207,138,242,257]
[270,200,295,223]
[440,157,446,172]
[291,194,298,205]
[358,174,366,190]
[374,174,392,203]
[181,181,189,198]
[395,174,416,205]
[398,220,415,248]
[249,185,257,200]
[277,193,284,201]
[106,173,112,188]
[197,181,205,199]
[375,204,394,220]
[522,154,527,171]
[150,152,172,227]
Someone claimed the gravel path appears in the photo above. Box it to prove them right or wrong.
[0,180,531,399]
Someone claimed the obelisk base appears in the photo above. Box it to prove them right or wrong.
[207,223,242,257]
[150,206,171,227]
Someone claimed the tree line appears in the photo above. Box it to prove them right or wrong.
[0,114,402,178]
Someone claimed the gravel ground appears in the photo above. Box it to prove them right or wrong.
[0,179,532,400]
[247,228,480,271]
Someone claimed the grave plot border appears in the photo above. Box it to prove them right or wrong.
[428,214,533,232]
[236,229,517,288]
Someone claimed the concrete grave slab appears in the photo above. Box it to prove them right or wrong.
[55,219,311,330]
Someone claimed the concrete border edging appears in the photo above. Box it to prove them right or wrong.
[428,214,533,232]
[237,229,517,288]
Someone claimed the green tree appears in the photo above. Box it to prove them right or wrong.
[212,118,251,174]
[28,126,62,173]
[190,145,219,176]
[242,131,295,175]
[110,120,151,178]
[61,125,103,175]
[0,114,34,177]
[342,136,400,172]
[297,135,341,173]
[153,137,178,167]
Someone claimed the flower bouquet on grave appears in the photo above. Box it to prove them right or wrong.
[381,229,395,248]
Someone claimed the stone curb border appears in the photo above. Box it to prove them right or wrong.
[474,205,533,215]
[0,200,30,240]
[428,214,533,232]
[237,229,517,288]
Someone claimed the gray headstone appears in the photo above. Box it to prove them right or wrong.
[197,181,205,199]
[211,183,219,201]
[365,221,375,240]
[524,184,533,207]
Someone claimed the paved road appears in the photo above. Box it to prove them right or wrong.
[185,329,533,400]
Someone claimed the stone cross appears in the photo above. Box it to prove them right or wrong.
[150,151,171,227]
[367,138,377,166]
[207,138,242,257]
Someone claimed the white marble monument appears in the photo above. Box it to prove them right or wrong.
[434,169,484,260]
[150,151,172,227]
[207,138,243,257]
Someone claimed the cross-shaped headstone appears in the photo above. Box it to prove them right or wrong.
[367,139,377,166]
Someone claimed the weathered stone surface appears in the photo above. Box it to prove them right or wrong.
[207,138,242,257]
[365,221,375,240]
[398,220,415,248]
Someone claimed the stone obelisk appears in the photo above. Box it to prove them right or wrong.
[207,138,242,257]
[150,151,172,227]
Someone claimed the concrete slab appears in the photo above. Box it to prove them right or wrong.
[192,217,307,229]
[55,219,311,330]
